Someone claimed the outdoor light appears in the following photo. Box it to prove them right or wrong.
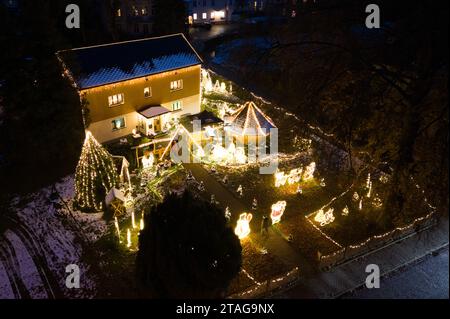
[235,213,252,239]
[271,201,287,225]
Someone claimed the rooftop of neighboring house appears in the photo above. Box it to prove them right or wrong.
[56,34,203,90]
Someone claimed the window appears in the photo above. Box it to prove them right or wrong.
[112,117,126,131]
[132,5,139,16]
[141,6,148,16]
[116,8,122,17]
[202,12,207,19]
[193,13,198,20]
[144,87,152,98]
[211,12,215,19]
[108,93,124,107]
[172,101,182,111]
[170,80,183,91]
[143,24,149,34]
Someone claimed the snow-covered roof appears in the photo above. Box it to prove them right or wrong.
[57,34,203,90]
[229,102,277,136]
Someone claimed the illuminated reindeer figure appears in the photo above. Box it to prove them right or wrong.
[234,213,253,239]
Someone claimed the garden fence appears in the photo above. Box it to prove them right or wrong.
[228,267,300,299]
[318,212,437,271]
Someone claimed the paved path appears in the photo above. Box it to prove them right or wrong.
[184,163,307,271]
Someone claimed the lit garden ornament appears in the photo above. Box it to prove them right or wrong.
[372,195,383,208]
[271,201,287,225]
[252,198,258,210]
[222,175,229,184]
[211,194,217,205]
[237,185,243,197]
[220,82,227,93]
[366,173,371,189]
[275,170,288,187]
[225,207,231,221]
[314,208,335,227]
[140,217,145,231]
[379,174,389,184]
[114,217,121,242]
[320,178,326,187]
[74,131,119,212]
[303,162,316,181]
[367,181,373,198]
[141,152,155,169]
[127,229,132,248]
[296,185,303,194]
[342,206,349,216]
[353,192,360,201]
[235,147,247,164]
[131,211,137,229]
[198,181,205,192]
[359,199,363,210]
[287,168,302,185]
[235,213,252,239]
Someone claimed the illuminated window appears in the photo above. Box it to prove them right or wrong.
[193,13,198,20]
[132,5,139,16]
[116,8,122,17]
[141,7,148,16]
[112,117,126,131]
[172,101,182,111]
[211,12,215,19]
[144,87,152,98]
[170,80,183,91]
[217,11,225,19]
[202,12,207,19]
[108,93,124,107]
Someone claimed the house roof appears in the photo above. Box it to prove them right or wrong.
[138,105,171,119]
[229,102,277,136]
[56,34,203,90]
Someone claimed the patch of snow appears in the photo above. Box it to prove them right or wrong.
[5,231,47,298]
[0,261,15,299]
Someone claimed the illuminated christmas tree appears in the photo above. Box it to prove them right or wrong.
[74,131,119,212]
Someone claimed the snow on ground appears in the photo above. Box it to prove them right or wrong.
[5,230,47,298]
[3,175,106,298]
[0,261,14,299]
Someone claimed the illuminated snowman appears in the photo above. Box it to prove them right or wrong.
[234,213,252,239]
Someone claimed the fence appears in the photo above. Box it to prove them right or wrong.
[318,212,437,271]
[228,267,300,299]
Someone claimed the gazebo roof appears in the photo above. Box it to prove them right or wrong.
[228,102,277,136]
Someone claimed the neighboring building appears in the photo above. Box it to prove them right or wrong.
[185,0,237,24]
[99,0,154,38]
[57,34,203,144]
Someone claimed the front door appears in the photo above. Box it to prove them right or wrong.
[154,117,161,132]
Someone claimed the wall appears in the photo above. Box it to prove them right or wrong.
[81,65,201,142]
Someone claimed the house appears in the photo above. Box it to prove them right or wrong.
[185,0,237,24]
[57,34,203,144]
[109,0,154,37]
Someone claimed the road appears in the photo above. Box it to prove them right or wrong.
[342,246,449,299]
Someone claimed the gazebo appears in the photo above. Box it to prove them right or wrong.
[226,101,277,141]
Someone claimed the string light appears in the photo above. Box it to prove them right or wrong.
[74,131,119,211]
[127,228,132,248]
[314,208,335,227]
